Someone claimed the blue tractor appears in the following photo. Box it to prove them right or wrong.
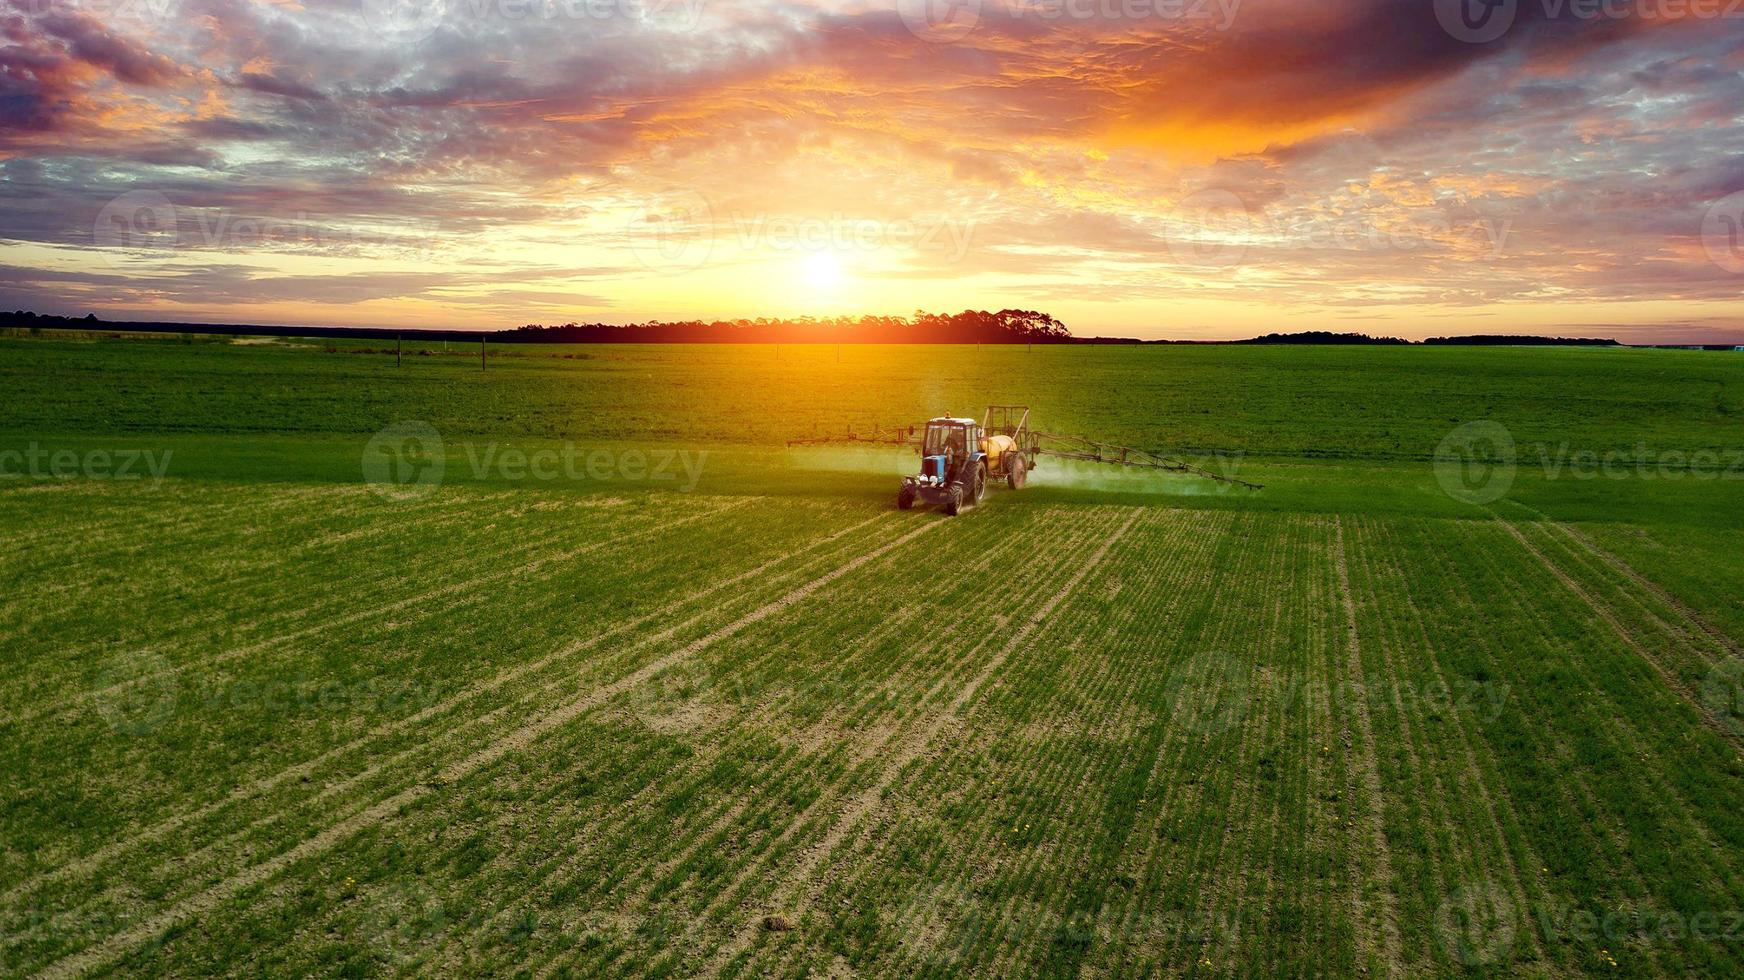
[898,408,1035,516]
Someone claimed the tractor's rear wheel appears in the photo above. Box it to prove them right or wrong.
[1008,454,1027,490]
[944,482,964,517]
[972,462,987,504]
[897,484,915,510]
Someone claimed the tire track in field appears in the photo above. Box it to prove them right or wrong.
[1498,520,1744,752]
[1153,513,1289,974]
[1028,512,1234,980]
[436,517,1060,975]
[0,497,752,731]
[1457,521,1730,975]
[1362,518,1551,968]
[0,488,544,696]
[34,518,944,980]
[980,511,1229,979]
[1552,523,1744,659]
[527,513,1112,979]
[699,509,1141,977]
[2,507,885,913]
[543,512,1111,980]
[0,487,416,644]
[1012,511,1248,978]
[12,507,894,951]
[1332,517,1404,978]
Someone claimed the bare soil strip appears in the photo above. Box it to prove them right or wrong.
[699,509,1142,977]
[1332,517,1404,977]
[1499,520,1744,752]
[37,517,943,980]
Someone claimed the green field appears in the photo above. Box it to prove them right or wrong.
[4,335,1744,977]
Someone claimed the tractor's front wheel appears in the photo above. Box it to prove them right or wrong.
[897,484,916,510]
[944,482,964,517]
[1008,454,1027,490]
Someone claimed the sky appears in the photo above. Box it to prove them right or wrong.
[1,0,1742,341]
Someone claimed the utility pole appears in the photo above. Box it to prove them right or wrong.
[396,332,402,367]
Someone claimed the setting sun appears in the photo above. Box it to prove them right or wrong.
[802,251,843,291]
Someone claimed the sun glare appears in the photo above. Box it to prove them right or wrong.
[802,251,842,290]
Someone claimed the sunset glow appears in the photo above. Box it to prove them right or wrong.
[2,0,1742,340]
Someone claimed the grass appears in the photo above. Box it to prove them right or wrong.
[2,334,1743,976]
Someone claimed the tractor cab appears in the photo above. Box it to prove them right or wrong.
[900,418,986,516]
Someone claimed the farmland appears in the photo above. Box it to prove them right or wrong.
[4,335,1744,977]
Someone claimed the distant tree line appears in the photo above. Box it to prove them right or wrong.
[1228,331,1411,346]
[0,310,1651,348]
[1422,335,1623,347]
[504,310,1076,345]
